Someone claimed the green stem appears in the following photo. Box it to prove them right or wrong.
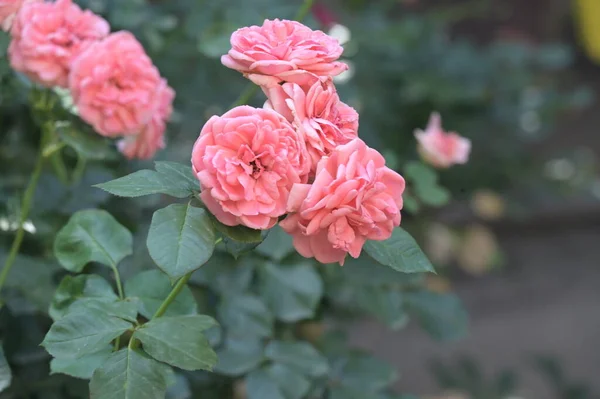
[152,272,192,319]
[0,137,46,295]
[49,151,69,184]
[230,0,315,108]
[111,265,124,300]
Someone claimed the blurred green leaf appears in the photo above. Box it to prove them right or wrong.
[218,294,273,339]
[56,122,117,161]
[246,364,311,399]
[258,262,323,322]
[53,210,133,272]
[147,203,215,280]
[0,346,11,393]
[215,337,265,376]
[213,221,264,243]
[124,270,197,319]
[264,341,329,378]
[406,291,468,341]
[256,225,294,261]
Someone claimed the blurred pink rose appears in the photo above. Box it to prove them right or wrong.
[118,81,175,160]
[221,19,347,87]
[415,112,471,168]
[69,31,164,137]
[192,106,311,230]
[265,78,358,171]
[8,0,109,87]
[0,0,37,31]
[280,138,405,265]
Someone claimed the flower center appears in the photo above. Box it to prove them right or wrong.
[249,160,264,179]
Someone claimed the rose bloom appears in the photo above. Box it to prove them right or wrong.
[221,19,348,87]
[414,112,471,168]
[0,0,37,31]
[280,138,405,265]
[265,78,358,171]
[69,31,165,137]
[8,0,109,87]
[118,81,175,160]
[192,106,311,230]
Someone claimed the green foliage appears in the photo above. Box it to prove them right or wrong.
[147,203,215,280]
[133,315,218,371]
[89,348,172,399]
[49,274,118,320]
[0,346,11,393]
[95,162,200,199]
[364,228,435,274]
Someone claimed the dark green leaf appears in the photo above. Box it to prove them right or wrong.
[256,225,294,261]
[50,346,112,379]
[212,221,264,243]
[124,270,197,319]
[218,294,273,339]
[258,262,323,322]
[49,275,118,321]
[190,252,254,294]
[364,228,435,274]
[68,299,139,323]
[341,255,426,287]
[95,162,199,199]
[246,364,311,399]
[147,203,215,280]
[54,210,133,272]
[133,315,218,371]
[337,353,397,392]
[264,341,329,377]
[0,346,11,393]
[222,237,263,259]
[42,308,132,359]
[329,387,370,399]
[90,348,171,399]
[355,287,408,330]
[56,122,117,161]
[405,291,468,341]
[215,338,265,376]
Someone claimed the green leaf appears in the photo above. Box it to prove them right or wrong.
[337,353,397,392]
[215,338,265,376]
[404,161,437,184]
[364,228,435,274]
[0,346,11,393]
[212,221,263,243]
[355,287,408,330]
[246,369,285,399]
[256,225,294,261]
[133,315,218,371]
[341,255,426,287]
[414,183,450,207]
[218,294,273,339]
[246,364,311,399]
[405,291,468,341]
[56,122,117,161]
[147,203,216,280]
[264,341,329,377]
[95,162,199,199]
[222,237,264,259]
[68,299,139,323]
[190,252,254,294]
[329,387,370,399]
[54,210,133,272]
[50,346,112,379]
[42,308,132,359]
[90,348,171,399]
[49,275,118,321]
[258,262,323,322]
[124,270,197,319]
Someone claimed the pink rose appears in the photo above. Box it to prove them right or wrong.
[192,106,311,230]
[118,81,175,160]
[414,112,471,168]
[69,31,164,137]
[221,19,348,87]
[0,0,37,31]
[8,0,109,87]
[265,78,358,171]
[280,138,405,265]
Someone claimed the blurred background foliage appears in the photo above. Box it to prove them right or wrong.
[0,0,596,398]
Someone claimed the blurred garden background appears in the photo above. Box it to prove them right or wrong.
[2,0,600,398]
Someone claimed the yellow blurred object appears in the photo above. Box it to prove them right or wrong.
[575,0,600,63]
[458,224,499,276]
[296,321,325,344]
[425,223,456,265]
[471,190,505,221]
[425,275,452,294]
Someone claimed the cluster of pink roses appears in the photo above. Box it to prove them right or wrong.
[1,0,174,160]
[191,19,406,265]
